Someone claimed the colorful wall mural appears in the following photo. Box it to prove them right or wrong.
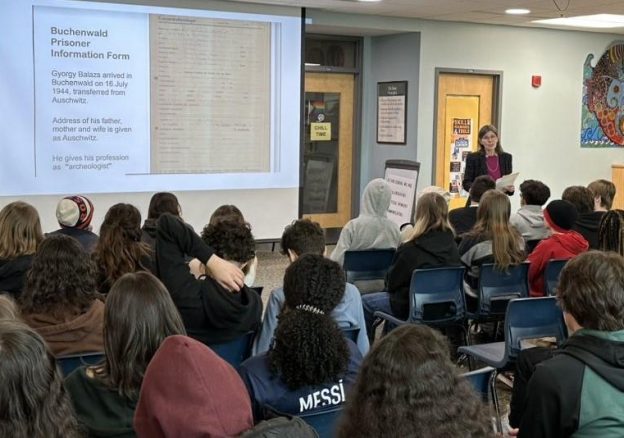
[581,41,624,148]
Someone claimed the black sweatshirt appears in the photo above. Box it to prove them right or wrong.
[156,214,261,345]
[386,229,461,319]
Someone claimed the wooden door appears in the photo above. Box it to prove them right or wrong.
[302,73,354,228]
[435,73,496,210]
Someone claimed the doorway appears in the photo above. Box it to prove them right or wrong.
[302,72,355,228]
[434,71,501,210]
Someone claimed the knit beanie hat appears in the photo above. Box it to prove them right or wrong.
[56,195,94,229]
[544,200,578,233]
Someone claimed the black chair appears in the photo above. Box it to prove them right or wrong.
[544,259,569,296]
[374,267,466,333]
[57,352,104,377]
[458,297,567,432]
[468,262,530,324]
[343,248,395,284]
[208,331,255,369]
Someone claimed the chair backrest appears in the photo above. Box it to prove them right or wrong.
[57,352,104,377]
[408,266,466,324]
[544,259,569,297]
[208,331,255,369]
[504,297,567,359]
[343,249,395,283]
[340,325,360,343]
[298,406,343,438]
[462,366,495,403]
[477,262,530,317]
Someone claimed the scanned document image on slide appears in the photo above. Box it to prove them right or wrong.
[149,14,272,174]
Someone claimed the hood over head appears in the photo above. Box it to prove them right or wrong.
[360,178,392,217]
[134,335,253,438]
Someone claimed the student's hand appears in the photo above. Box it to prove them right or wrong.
[206,255,244,292]
[508,428,519,436]
[504,185,515,193]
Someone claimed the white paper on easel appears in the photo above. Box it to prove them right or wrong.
[496,172,519,190]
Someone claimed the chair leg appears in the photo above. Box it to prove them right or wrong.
[489,370,503,433]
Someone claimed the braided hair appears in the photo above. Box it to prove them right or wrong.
[598,209,624,255]
[269,254,349,389]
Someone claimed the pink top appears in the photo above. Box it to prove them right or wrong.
[486,155,502,181]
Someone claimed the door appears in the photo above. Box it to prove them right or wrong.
[435,73,498,210]
[302,73,354,228]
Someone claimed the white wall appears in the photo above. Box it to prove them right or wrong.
[308,11,624,211]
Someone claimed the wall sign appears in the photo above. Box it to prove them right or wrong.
[377,81,407,144]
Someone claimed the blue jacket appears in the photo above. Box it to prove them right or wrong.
[252,283,369,355]
[240,340,362,421]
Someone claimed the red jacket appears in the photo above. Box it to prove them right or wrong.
[528,231,589,297]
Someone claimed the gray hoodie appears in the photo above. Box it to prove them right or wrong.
[330,178,401,265]
[510,204,550,241]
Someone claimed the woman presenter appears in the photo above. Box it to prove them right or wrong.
[462,124,514,195]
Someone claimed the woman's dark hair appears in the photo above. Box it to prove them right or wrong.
[558,251,624,331]
[92,203,151,293]
[519,179,551,206]
[477,124,503,154]
[201,219,255,263]
[562,186,594,214]
[0,320,82,438]
[147,192,180,220]
[20,235,99,319]
[599,210,624,255]
[209,204,245,225]
[269,254,348,389]
[93,272,186,400]
[338,325,493,437]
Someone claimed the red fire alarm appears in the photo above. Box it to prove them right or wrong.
[532,75,542,88]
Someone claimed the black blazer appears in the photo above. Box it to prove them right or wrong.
[462,151,513,193]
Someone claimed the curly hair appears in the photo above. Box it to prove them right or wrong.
[519,179,551,206]
[93,272,186,400]
[338,324,493,438]
[92,203,151,293]
[280,219,325,257]
[209,204,245,225]
[147,192,180,220]
[269,254,348,389]
[0,320,82,438]
[558,251,624,331]
[201,219,255,263]
[20,235,99,319]
[0,201,43,259]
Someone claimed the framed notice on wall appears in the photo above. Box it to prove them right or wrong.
[377,81,407,144]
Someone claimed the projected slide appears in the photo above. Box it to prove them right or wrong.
[0,1,301,196]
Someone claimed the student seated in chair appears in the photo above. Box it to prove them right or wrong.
[512,251,624,437]
[240,255,362,422]
[253,219,369,355]
[156,213,261,345]
[449,175,495,238]
[510,179,551,243]
[64,272,186,437]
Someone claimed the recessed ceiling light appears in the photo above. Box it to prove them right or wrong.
[533,14,624,28]
[506,8,531,15]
